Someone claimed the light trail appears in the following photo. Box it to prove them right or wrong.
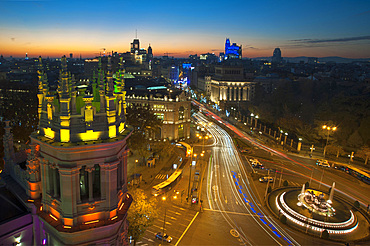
[194,112,298,246]
[194,101,311,171]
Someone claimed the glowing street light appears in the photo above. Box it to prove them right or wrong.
[322,124,337,157]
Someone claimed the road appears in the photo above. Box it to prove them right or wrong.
[134,105,370,245]
[177,112,299,245]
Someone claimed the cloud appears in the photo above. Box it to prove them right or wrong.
[290,36,370,44]
[243,46,259,50]
[11,37,15,41]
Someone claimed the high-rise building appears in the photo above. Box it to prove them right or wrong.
[130,39,140,54]
[272,48,283,64]
[147,44,153,61]
[1,55,132,245]
[225,38,242,60]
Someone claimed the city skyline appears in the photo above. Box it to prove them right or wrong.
[1,0,370,59]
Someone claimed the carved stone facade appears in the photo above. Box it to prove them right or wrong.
[1,56,132,245]
[126,89,191,141]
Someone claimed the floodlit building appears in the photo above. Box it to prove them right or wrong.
[126,87,191,141]
[1,55,132,245]
[225,38,242,60]
[210,63,255,105]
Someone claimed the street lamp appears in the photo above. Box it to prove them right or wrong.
[322,125,337,157]
[161,196,167,243]
[187,151,197,202]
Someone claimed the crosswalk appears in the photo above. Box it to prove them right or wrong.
[136,204,198,245]
[289,181,301,187]
[155,173,167,179]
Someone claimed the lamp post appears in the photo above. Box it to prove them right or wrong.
[161,196,167,243]
[250,113,259,128]
[187,151,196,202]
[322,125,337,158]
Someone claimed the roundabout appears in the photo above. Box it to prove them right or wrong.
[268,183,370,242]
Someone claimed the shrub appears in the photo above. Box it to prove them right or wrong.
[321,229,329,239]
[354,201,360,209]
[280,215,287,224]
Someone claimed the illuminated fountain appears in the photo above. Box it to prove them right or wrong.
[274,182,359,237]
[297,183,336,217]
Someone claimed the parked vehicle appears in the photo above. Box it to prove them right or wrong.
[250,159,264,169]
[259,177,273,183]
[316,159,330,167]
[155,232,172,243]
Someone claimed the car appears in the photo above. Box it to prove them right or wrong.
[155,232,172,243]
[259,177,274,183]
[250,159,264,169]
[316,159,330,167]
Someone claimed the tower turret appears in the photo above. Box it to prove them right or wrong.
[27,56,132,245]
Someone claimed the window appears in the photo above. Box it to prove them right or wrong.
[154,113,164,120]
[80,166,89,201]
[179,106,185,120]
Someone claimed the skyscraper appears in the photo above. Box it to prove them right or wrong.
[272,48,282,64]
[2,55,132,245]
[130,39,140,54]
[224,38,242,60]
[147,44,153,61]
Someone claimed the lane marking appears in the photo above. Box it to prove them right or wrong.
[175,212,199,246]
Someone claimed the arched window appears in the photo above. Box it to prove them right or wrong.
[80,166,89,201]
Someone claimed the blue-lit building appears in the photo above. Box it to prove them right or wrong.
[225,38,242,60]
[169,65,179,84]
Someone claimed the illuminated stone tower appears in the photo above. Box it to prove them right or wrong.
[29,55,132,245]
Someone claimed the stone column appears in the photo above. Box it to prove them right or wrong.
[87,166,94,202]
[238,87,241,101]
[100,164,107,200]
[59,167,76,222]
[51,164,58,197]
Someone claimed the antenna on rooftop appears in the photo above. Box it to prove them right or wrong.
[135,29,137,39]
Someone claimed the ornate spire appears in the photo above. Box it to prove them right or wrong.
[37,56,44,94]
[59,55,70,98]
[106,56,114,96]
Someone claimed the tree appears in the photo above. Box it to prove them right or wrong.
[357,145,370,165]
[347,130,363,148]
[127,188,159,246]
[126,105,163,164]
[326,145,344,158]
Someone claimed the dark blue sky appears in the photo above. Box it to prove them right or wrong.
[1,0,369,58]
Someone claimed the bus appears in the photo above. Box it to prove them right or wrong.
[178,141,192,157]
[345,165,370,185]
[152,169,183,196]
[332,163,370,185]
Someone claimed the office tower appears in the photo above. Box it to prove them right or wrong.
[272,48,283,64]
[225,38,242,60]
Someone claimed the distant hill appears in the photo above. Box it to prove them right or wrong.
[250,56,370,63]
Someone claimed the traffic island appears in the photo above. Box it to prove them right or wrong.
[267,186,370,243]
